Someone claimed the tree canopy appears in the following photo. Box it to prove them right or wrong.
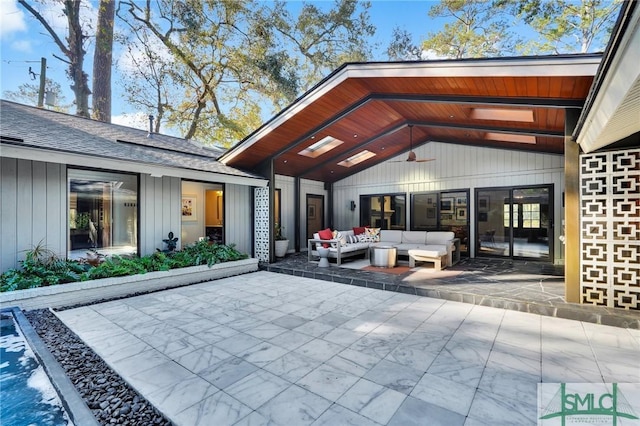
[115,0,374,146]
[13,0,621,146]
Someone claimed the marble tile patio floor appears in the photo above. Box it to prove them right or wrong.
[56,271,640,426]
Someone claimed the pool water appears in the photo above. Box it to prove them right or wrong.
[0,311,72,426]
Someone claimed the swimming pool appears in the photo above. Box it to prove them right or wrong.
[0,309,72,426]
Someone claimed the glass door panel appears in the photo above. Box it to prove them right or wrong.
[476,186,552,260]
[512,187,551,260]
[477,189,511,257]
[360,194,405,230]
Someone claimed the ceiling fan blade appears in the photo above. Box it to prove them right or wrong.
[415,158,436,163]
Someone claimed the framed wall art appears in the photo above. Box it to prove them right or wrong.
[182,195,197,221]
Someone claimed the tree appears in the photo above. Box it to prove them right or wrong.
[264,0,375,97]
[117,28,174,134]
[387,27,422,61]
[116,0,374,146]
[502,0,621,54]
[18,0,92,117]
[3,79,70,112]
[92,0,115,122]
[421,0,518,59]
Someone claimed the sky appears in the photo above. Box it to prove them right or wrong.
[0,0,452,130]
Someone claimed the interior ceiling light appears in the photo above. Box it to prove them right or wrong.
[470,108,534,122]
[298,135,344,158]
[485,132,536,144]
[337,150,376,167]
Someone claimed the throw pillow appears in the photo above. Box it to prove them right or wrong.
[318,228,333,248]
[365,227,381,242]
[331,230,347,248]
[347,234,359,244]
[357,233,368,242]
[353,226,367,235]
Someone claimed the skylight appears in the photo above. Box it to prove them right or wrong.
[485,132,536,144]
[337,150,376,167]
[298,136,344,158]
[470,108,534,122]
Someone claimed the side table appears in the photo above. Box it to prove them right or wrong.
[317,247,330,267]
[370,246,397,268]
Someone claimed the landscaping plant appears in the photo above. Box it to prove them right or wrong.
[0,241,248,292]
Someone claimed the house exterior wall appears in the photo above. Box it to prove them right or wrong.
[0,159,256,273]
[1,158,66,272]
[140,174,182,254]
[331,142,566,264]
[274,175,327,254]
[225,183,253,255]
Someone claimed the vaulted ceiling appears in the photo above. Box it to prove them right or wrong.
[220,54,601,183]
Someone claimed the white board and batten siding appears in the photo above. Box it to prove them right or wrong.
[1,158,66,272]
[274,176,327,253]
[139,174,182,255]
[332,142,566,264]
[223,183,253,255]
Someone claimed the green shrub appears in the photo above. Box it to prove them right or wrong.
[0,241,248,292]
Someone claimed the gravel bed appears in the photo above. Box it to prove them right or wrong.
[25,309,172,426]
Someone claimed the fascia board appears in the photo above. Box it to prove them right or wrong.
[1,144,268,187]
[576,10,640,153]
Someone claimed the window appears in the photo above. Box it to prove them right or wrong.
[68,169,138,259]
[522,203,540,228]
[505,204,539,228]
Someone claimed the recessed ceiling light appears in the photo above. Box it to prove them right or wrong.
[298,135,344,158]
[485,132,536,144]
[353,134,358,138]
[283,159,288,163]
[337,150,376,167]
[471,108,534,122]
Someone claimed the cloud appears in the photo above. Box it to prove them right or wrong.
[10,39,32,53]
[111,112,150,131]
[0,0,27,39]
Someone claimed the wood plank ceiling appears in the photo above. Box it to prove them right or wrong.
[220,54,601,183]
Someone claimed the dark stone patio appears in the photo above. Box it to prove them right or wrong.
[261,253,640,329]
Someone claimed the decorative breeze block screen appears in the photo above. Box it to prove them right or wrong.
[580,148,639,310]
[254,187,270,262]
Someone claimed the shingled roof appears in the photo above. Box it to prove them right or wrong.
[0,100,265,184]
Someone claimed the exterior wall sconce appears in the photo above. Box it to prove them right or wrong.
[350,200,356,211]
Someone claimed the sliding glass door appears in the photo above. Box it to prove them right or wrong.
[360,194,406,230]
[476,185,552,260]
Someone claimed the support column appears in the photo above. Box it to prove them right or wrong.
[295,177,301,252]
[564,110,581,303]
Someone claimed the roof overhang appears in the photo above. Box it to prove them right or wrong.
[575,1,640,153]
[1,143,268,187]
[220,54,601,183]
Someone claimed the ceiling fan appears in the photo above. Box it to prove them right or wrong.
[391,125,436,163]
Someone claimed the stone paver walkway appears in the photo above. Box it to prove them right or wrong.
[57,271,640,426]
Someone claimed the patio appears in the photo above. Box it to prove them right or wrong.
[56,270,639,426]
[263,254,640,329]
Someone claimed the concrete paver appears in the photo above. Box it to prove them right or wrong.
[56,271,640,425]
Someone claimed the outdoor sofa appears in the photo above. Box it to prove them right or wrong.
[308,228,457,267]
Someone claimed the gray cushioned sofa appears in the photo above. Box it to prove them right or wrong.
[308,229,457,266]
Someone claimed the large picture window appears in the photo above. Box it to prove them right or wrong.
[68,169,138,259]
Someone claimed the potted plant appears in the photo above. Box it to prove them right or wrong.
[274,223,289,258]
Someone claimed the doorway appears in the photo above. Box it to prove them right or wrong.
[476,185,553,260]
[306,195,324,239]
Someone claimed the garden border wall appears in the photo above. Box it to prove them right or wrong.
[0,258,259,310]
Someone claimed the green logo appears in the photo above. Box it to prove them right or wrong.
[539,383,639,425]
